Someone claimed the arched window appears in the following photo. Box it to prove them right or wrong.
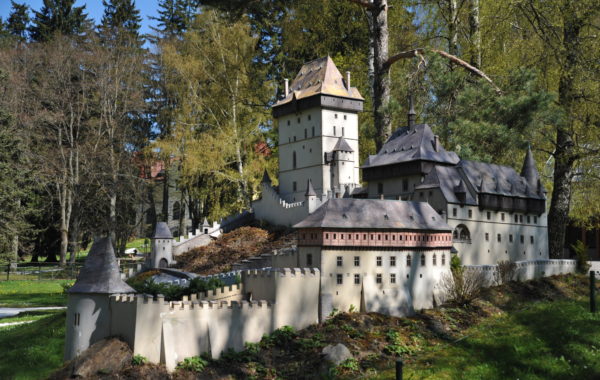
[293,151,297,169]
[453,224,471,243]
[420,253,426,266]
[172,201,181,220]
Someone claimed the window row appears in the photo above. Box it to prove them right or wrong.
[285,113,347,126]
[453,208,539,224]
[484,233,535,244]
[334,253,446,267]
[335,271,426,285]
[323,232,450,242]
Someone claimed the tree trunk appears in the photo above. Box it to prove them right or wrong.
[371,0,391,150]
[548,9,581,259]
[162,168,169,221]
[448,0,459,58]
[468,0,481,68]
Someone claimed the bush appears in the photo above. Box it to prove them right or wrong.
[450,255,461,272]
[60,281,74,294]
[441,265,486,306]
[494,260,517,285]
[176,356,209,372]
[572,240,591,274]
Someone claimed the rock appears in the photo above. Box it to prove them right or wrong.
[321,343,353,366]
[49,338,132,379]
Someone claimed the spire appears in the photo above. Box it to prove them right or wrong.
[332,137,354,152]
[261,169,272,184]
[69,237,135,294]
[153,222,173,239]
[202,217,210,227]
[520,145,541,189]
[305,179,317,197]
[408,93,416,129]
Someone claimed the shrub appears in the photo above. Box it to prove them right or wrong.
[494,260,517,285]
[176,356,208,372]
[450,255,461,272]
[441,266,486,306]
[131,354,147,366]
[61,281,74,294]
[331,358,360,377]
[572,240,591,274]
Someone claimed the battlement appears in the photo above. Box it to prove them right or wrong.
[244,267,319,278]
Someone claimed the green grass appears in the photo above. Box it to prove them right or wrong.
[0,311,66,380]
[0,280,67,307]
[377,299,600,379]
[0,309,63,324]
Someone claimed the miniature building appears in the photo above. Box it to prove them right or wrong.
[294,198,453,315]
[150,222,174,268]
[361,117,549,265]
[64,237,135,361]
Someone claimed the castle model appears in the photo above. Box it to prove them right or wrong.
[64,57,576,371]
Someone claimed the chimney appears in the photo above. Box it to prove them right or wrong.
[408,94,416,130]
[284,78,289,95]
[346,71,351,91]
[433,135,439,152]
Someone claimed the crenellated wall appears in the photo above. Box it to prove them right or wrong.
[463,259,577,286]
[252,183,327,227]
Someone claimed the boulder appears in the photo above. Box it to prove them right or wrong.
[49,338,132,379]
[321,343,353,366]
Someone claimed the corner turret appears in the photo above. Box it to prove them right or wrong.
[521,146,545,196]
[150,222,173,268]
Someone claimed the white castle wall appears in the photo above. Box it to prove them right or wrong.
[463,259,577,286]
[108,267,320,371]
[252,183,327,227]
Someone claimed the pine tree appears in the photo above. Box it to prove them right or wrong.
[7,2,30,40]
[99,0,143,47]
[29,0,90,42]
[152,0,197,38]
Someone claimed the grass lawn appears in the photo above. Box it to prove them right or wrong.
[377,298,600,380]
[0,311,66,380]
[0,280,67,307]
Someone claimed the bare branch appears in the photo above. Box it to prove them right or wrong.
[431,49,502,94]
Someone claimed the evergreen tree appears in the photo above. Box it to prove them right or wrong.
[29,0,90,42]
[99,0,143,47]
[7,1,30,40]
[152,0,197,38]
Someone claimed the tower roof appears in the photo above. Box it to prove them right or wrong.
[69,237,135,294]
[274,56,363,109]
[153,222,173,239]
[520,146,543,190]
[332,137,354,152]
[305,179,317,197]
[261,169,272,184]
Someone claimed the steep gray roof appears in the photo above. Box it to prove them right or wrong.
[460,160,544,199]
[305,179,317,196]
[261,169,272,184]
[153,222,173,239]
[520,147,545,195]
[332,137,354,152]
[294,198,451,231]
[415,165,477,205]
[69,238,136,294]
[362,124,459,169]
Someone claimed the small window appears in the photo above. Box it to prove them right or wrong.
[304,129,307,138]
[333,233,337,239]
[336,256,343,267]
[293,136,296,141]
[453,208,457,217]
[497,234,501,242]
[534,216,538,224]
[342,127,345,136]
[312,126,315,137]
[376,256,382,266]
[407,255,412,266]
[527,215,531,223]
[509,234,513,243]
[293,181,297,191]
[390,273,396,284]
[335,113,338,119]
[520,235,524,244]
[354,274,360,284]
[402,179,409,191]
[336,274,343,285]
[326,233,329,239]
[514,214,518,223]
[308,114,311,121]
[485,233,489,242]
[378,182,384,195]
[333,126,336,135]
[344,114,347,120]
[433,254,437,266]
[287,120,290,126]
[501,213,505,221]
[363,234,367,239]
[293,151,297,169]
[519,215,523,223]
[487,211,491,220]
[390,256,396,266]
[420,254,426,266]
[530,236,534,244]
[468,209,473,218]
[376,274,382,284]
[306,254,313,266]
[378,234,381,241]
[297,117,301,123]
[354,256,360,267]
[371,234,374,240]
[442,254,446,266]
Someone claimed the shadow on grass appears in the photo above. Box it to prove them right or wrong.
[0,311,66,380]
[0,292,66,307]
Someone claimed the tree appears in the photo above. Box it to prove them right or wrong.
[99,0,143,47]
[152,0,198,38]
[7,1,30,41]
[29,0,91,42]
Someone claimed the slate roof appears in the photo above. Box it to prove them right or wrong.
[332,137,354,152]
[293,198,451,231]
[460,160,544,199]
[274,56,363,108]
[305,179,317,196]
[153,222,173,239]
[361,124,459,169]
[415,165,478,205]
[69,237,136,294]
[261,169,272,184]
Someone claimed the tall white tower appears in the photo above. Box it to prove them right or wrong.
[272,57,364,202]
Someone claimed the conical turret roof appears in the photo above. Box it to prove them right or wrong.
[153,222,173,239]
[305,179,317,197]
[521,146,540,186]
[332,137,354,152]
[69,237,135,294]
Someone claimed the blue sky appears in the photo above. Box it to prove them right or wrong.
[0,1,159,35]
